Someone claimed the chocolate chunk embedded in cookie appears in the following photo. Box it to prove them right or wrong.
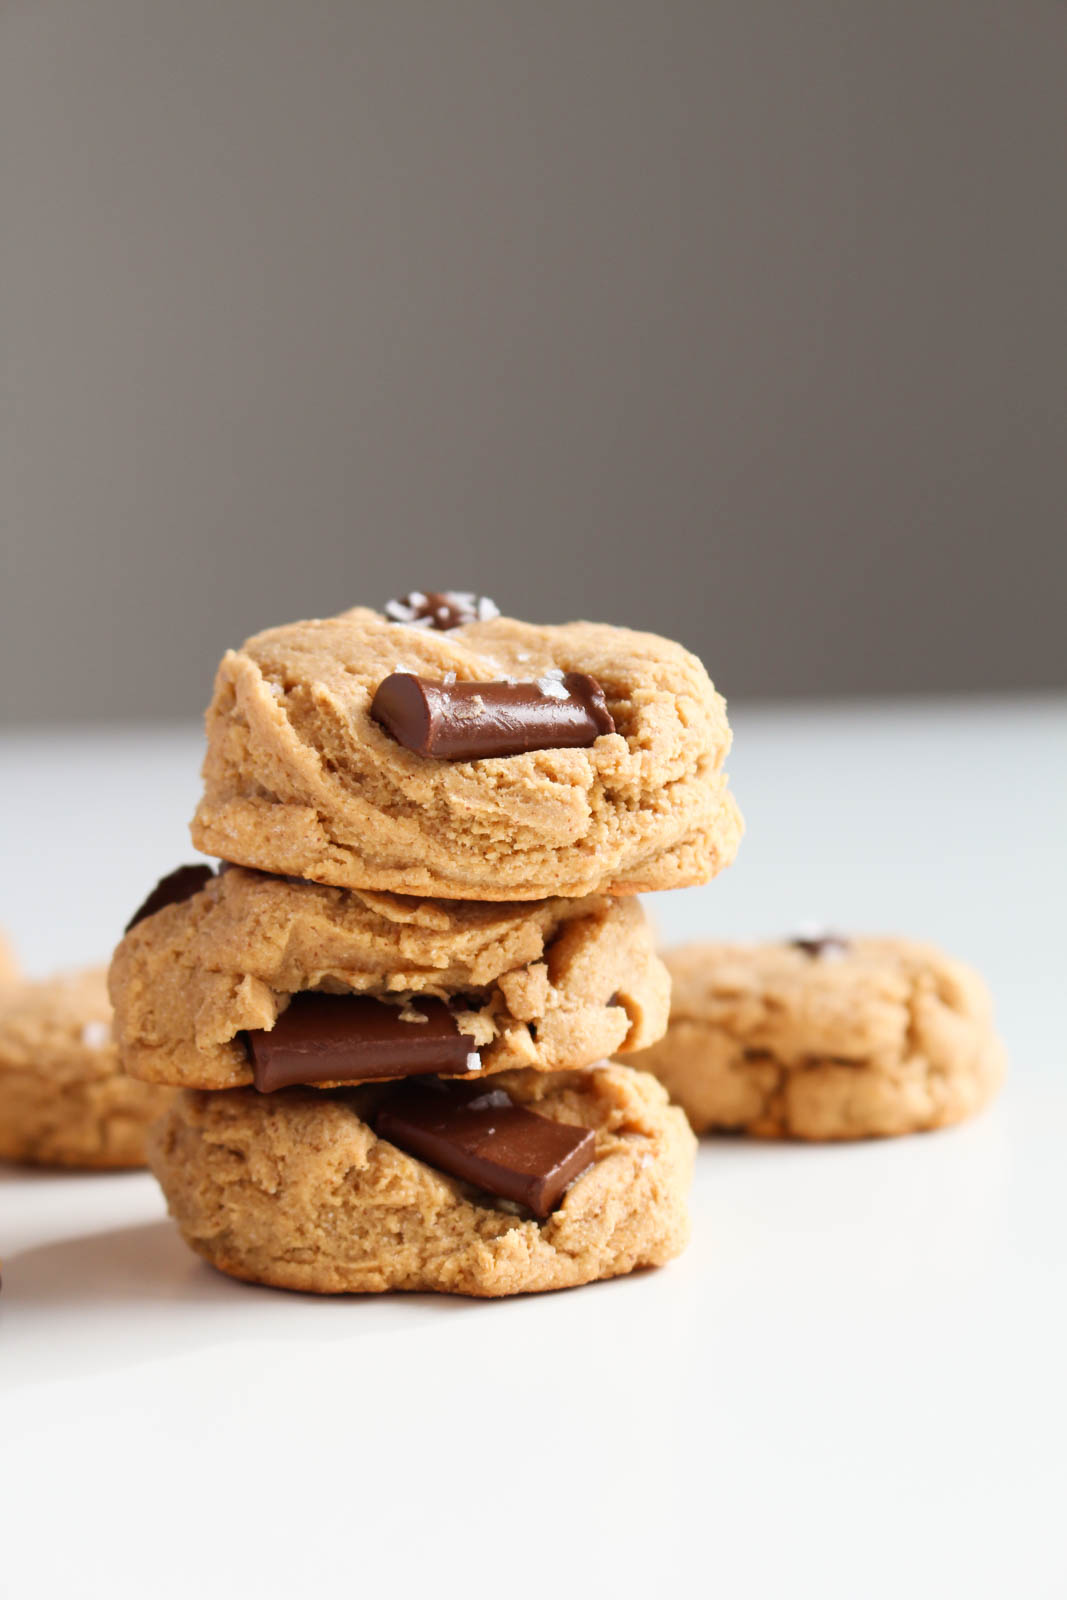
[383,590,500,630]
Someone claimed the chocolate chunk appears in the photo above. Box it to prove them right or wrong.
[125,864,215,932]
[383,590,499,630]
[791,932,850,959]
[244,993,478,1093]
[375,1080,596,1218]
[371,671,615,760]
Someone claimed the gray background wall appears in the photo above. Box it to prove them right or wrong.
[3,0,1065,724]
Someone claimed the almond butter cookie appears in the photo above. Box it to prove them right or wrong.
[0,967,172,1168]
[109,864,670,1090]
[622,936,1005,1140]
[148,1063,695,1297]
[0,931,17,986]
[190,604,741,900]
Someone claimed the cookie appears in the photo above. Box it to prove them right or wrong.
[190,605,742,900]
[0,967,172,1168]
[622,937,1005,1140]
[109,864,670,1089]
[0,933,17,986]
[148,1063,695,1296]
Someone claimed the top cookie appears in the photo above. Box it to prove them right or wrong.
[190,604,741,900]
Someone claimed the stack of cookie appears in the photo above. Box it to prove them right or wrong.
[109,592,742,1297]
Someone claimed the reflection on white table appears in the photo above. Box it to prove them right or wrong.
[2,697,1064,1600]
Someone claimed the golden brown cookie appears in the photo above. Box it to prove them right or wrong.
[148,1064,695,1297]
[0,968,172,1168]
[190,607,741,900]
[0,932,18,986]
[109,865,670,1089]
[622,937,1005,1140]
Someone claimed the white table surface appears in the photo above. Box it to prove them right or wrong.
[2,697,1064,1600]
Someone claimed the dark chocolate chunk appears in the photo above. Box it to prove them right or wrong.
[125,864,215,932]
[371,671,615,760]
[791,932,850,959]
[375,1079,596,1218]
[383,590,499,630]
[244,993,478,1093]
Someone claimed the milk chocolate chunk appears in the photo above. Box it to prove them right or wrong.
[371,671,615,760]
[384,590,499,630]
[244,993,478,1093]
[791,932,850,959]
[125,864,215,932]
[375,1080,596,1218]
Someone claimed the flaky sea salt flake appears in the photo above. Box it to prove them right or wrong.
[537,674,569,700]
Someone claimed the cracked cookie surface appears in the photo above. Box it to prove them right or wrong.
[148,1064,696,1297]
[190,608,741,899]
[623,938,1005,1140]
[109,866,670,1089]
[0,968,172,1168]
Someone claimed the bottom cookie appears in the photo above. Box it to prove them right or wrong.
[148,1064,695,1297]
[0,968,173,1168]
[624,937,1005,1140]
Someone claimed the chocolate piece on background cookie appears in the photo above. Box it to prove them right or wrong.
[148,1064,695,1297]
[0,968,171,1169]
[790,928,850,960]
[190,605,741,899]
[109,864,670,1090]
[622,937,1005,1141]
[371,670,614,760]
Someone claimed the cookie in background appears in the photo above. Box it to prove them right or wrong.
[0,965,171,1169]
[621,934,1005,1141]
[0,931,18,987]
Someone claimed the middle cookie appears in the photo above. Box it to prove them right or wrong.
[109,865,670,1091]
